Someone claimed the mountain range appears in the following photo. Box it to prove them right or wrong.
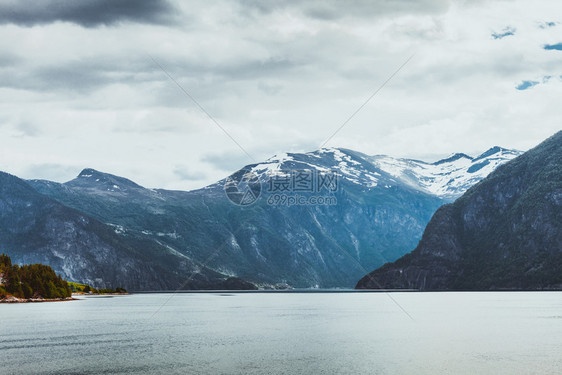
[0,171,257,290]
[1,146,520,290]
[357,131,562,290]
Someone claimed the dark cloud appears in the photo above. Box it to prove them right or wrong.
[0,53,21,68]
[32,65,118,92]
[0,56,157,94]
[240,0,450,20]
[492,26,516,39]
[304,0,450,20]
[151,55,302,83]
[0,53,301,99]
[215,57,301,80]
[0,0,177,27]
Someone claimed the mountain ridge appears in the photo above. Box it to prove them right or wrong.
[0,171,259,291]
[24,145,520,289]
[356,131,562,290]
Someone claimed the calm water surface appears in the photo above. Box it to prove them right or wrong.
[2,292,562,374]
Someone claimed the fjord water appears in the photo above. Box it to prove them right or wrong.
[2,292,561,374]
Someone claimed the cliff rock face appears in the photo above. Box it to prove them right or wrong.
[357,131,562,290]
[0,172,246,290]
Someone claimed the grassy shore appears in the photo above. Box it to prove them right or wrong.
[69,281,127,295]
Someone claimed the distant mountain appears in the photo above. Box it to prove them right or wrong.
[26,146,520,288]
[0,171,252,290]
[370,147,522,199]
[248,147,522,200]
[356,131,562,290]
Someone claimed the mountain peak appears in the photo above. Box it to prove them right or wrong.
[472,146,510,161]
[432,153,473,165]
[70,168,143,191]
[78,168,103,179]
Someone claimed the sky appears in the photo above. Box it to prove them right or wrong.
[0,0,560,190]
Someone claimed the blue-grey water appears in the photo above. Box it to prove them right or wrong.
[2,292,562,374]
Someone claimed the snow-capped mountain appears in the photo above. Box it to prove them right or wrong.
[248,146,522,200]
[370,146,523,199]
[357,131,562,291]
[18,144,522,289]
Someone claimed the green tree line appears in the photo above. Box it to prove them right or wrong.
[0,254,72,299]
[68,282,126,294]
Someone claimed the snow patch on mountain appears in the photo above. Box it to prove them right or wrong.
[246,146,522,199]
[369,147,522,199]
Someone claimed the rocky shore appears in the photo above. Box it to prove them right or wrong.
[0,295,78,303]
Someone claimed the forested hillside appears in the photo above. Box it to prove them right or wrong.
[0,254,72,299]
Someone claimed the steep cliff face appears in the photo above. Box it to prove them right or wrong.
[357,131,562,290]
[0,172,240,290]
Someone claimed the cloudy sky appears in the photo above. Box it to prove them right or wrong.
[0,0,560,190]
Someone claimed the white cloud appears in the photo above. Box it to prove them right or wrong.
[0,0,560,189]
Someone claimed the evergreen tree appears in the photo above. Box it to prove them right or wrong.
[0,253,72,299]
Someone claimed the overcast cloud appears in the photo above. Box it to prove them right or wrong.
[0,0,177,27]
[0,0,560,189]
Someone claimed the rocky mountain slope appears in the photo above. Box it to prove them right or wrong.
[26,146,519,288]
[0,172,251,290]
[356,131,562,290]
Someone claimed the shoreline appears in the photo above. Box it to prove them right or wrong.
[131,289,562,294]
[0,296,80,303]
[73,293,128,296]
[0,292,129,303]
